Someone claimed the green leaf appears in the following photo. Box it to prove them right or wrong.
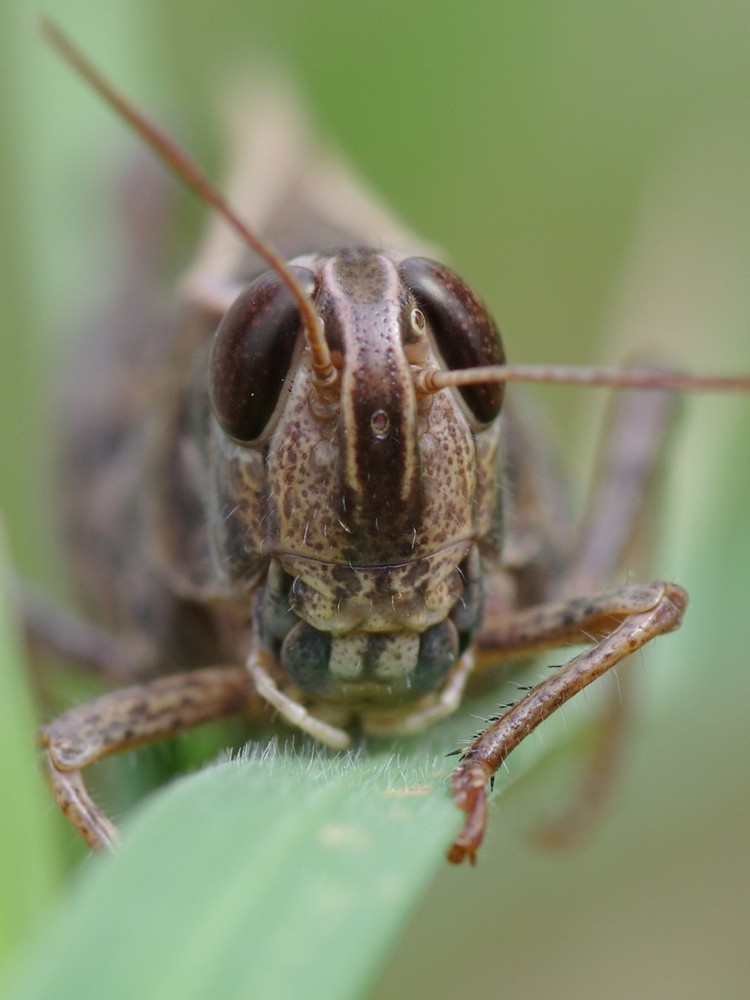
[1,709,502,1000]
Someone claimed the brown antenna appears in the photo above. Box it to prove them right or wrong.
[418,363,750,394]
[39,16,337,390]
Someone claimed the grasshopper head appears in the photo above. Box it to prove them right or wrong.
[209,248,505,705]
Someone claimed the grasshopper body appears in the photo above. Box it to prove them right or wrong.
[32,25,749,862]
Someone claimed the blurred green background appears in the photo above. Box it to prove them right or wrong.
[1,0,750,997]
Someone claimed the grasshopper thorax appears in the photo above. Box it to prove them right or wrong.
[209,247,505,706]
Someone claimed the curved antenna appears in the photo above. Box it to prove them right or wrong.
[417,364,750,394]
[40,16,337,390]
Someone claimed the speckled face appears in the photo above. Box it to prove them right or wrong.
[209,248,505,708]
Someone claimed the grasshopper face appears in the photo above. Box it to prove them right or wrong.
[209,248,505,708]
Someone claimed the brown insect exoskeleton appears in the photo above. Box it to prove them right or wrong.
[28,21,750,863]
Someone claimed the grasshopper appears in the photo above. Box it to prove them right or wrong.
[29,21,750,864]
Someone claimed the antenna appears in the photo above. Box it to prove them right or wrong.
[40,16,337,390]
[417,363,750,394]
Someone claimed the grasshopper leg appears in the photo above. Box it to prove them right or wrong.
[476,383,678,852]
[39,666,256,850]
[449,579,687,863]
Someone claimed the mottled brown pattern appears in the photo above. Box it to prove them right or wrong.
[36,70,699,858]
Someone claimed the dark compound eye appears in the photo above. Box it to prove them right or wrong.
[399,257,506,425]
[209,267,317,444]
